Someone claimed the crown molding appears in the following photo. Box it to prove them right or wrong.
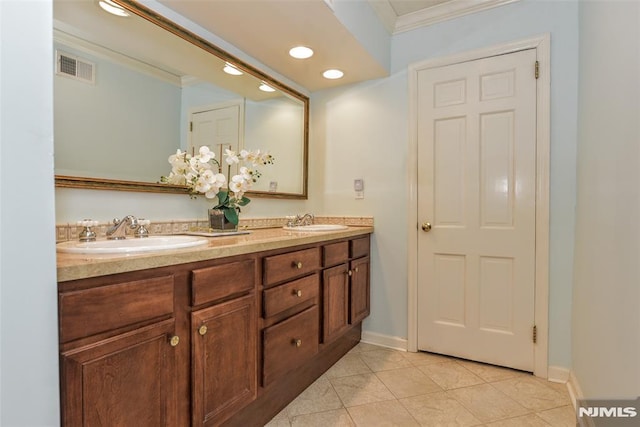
[367,0,397,34]
[369,0,520,35]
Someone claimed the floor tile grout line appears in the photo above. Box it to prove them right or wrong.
[443,382,537,424]
[271,343,574,426]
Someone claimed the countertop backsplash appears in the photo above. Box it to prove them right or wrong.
[56,215,374,243]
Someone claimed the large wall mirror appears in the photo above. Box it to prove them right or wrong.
[53,0,308,199]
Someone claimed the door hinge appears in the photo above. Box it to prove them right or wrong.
[532,325,537,343]
[190,121,193,132]
[535,61,540,79]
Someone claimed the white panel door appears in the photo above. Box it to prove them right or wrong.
[190,104,240,161]
[417,49,537,371]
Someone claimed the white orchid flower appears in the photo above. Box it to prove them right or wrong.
[224,149,239,165]
[198,146,215,163]
[163,144,272,208]
[229,170,252,199]
[164,172,186,186]
[168,149,183,164]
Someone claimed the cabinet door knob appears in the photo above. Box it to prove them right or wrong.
[198,325,208,336]
[354,267,359,273]
[292,339,302,347]
[293,289,303,297]
[293,261,303,269]
[347,270,353,277]
[169,335,180,347]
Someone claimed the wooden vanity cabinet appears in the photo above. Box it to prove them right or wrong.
[350,256,370,324]
[322,238,371,343]
[192,295,257,426]
[58,274,179,427]
[58,232,371,427]
[322,263,350,343]
[61,319,177,427]
[190,259,259,427]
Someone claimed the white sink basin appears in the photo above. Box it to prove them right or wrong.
[57,235,208,254]
[283,224,349,232]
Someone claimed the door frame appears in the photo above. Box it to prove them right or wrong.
[407,34,550,378]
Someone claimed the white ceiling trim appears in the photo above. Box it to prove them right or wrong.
[370,0,520,35]
[367,0,398,34]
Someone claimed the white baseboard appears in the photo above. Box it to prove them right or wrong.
[570,371,596,427]
[568,370,585,409]
[361,330,408,351]
[547,365,570,383]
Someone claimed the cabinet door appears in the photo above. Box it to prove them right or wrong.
[192,294,257,427]
[60,319,177,427]
[350,257,370,324]
[322,263,350,343]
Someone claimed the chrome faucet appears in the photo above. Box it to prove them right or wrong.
[106,215,139,240]
[294,213,315,226]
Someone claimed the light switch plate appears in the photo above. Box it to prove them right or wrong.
[354,178,364,191]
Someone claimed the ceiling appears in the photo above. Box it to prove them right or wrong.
[154,0,516,92]
[156,0,388,93]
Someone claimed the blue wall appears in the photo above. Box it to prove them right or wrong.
[314,0,579,369]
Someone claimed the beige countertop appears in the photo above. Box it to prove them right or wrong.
[57,226,373,282]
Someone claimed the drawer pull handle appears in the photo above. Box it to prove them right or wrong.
[293,289,303,297]
[169,335,180,347]
[293,339,302,347]
[198,325,208,336]
[293,261,303,269]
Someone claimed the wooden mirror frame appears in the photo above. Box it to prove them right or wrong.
[54,0,309,200]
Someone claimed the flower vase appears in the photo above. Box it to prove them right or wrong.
[208,208,238,232]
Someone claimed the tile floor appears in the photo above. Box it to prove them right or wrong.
[265,343,576,427]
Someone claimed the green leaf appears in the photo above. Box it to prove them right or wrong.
[237,196,251,207]
[213,190,229,208]
[223,207,239,225]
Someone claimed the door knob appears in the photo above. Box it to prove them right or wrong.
[421,222,432,232]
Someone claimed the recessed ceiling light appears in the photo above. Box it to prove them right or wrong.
[98,0,130,17]
[289,46,314,59]
[223,62,243,76]
[259,83,276,92]
[323,69,344,79]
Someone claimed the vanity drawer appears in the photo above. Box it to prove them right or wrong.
[262,305,319,386]
[263,274,319,318]
[350,237,370,259]
[263,248,321,286]
[59,275,174,343]
[191,259,255,306]
[323,241,349,267]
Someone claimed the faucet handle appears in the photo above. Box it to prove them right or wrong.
[285,215,296,227]
[77,219,99,228]
[77,219,98,242]
[135,219,150,238]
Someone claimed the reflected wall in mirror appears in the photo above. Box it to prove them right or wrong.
[53,0,308,198]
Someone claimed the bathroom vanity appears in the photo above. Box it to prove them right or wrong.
[57,227,372,426]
